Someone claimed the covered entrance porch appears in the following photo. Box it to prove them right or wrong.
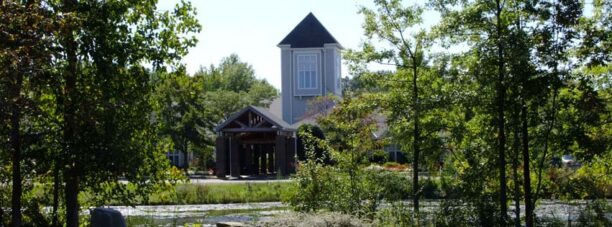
[214,106,296,178]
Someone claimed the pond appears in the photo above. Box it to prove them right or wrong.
[102,200,610,226]
[110,202,286,226]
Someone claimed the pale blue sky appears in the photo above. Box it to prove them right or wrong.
[156,1,596,90]
[158,0,440,89]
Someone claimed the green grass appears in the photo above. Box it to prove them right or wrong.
[12,181,292,206]
[146,182,292,205]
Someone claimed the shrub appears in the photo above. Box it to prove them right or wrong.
[285,130,335,212]
[296,124,329,164]
[421,178,440,199]
[368,149,388,164]
[382,161,408,171]
[374,202,417,227]
[432,199,474,227]
[576,199,612,226]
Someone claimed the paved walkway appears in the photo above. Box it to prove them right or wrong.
[186,175,292,184]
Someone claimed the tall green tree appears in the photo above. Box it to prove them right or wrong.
[154,54,278,173]
[50,0,201,226]
[316,93,385,216]
[506,4,535,224]
[347,0,429,218]
[154,71,214,172]
[530,0,583,212]
[0,1,55,225]
[197,54,278,120]
[432,0,518,222]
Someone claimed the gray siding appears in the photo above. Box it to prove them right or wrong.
[280,45,342,125]
[280,47,292,124]
[290,96,312,123]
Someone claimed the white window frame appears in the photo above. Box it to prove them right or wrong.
[296,53,318,89]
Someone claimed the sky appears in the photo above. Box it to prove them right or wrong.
[157,0,439,90]
[156,1,597,90]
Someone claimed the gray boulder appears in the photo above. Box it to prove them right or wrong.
[90,207,126,227]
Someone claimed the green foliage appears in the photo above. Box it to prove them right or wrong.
[153,70,216,170]
[1,0,610,226]
[153,54,278,171]
[374,203,417,227]
[1,0,202,225]
[576,199,612,227]
[288,112,412,218]
[296,124,327,163]
[151,182,291,205]
[548,152,612,200]
[286,129,335,212]
[197,54,278,119]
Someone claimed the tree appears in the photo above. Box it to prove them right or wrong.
[154,71,214,172]
[0,1,55,225]
[197,54,278,120]
[50,0,201,226]
[347,0,429,218]
[316,94,385,215]
[506,5,534,224]
[296,124,328,163]
[154,54,278,173]
[432,0,517,222]
[530,0,583,216]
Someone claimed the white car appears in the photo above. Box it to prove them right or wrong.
[561,154,580,168]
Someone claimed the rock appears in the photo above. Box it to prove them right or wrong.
[217,221,249,227]
[90,207,126,227]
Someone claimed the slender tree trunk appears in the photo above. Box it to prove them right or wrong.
[535,0,562,210]
[522,88,533,227]
[534,89,558,205]
[10,72,23,227]
[411,61,420,220]
[512,106,521,227]
[496,0,508,223]
[62,0,80,225]
[64,172,79,227]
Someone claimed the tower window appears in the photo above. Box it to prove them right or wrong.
[296,54,318,89]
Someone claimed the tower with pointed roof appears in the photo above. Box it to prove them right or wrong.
[278,13,343,125]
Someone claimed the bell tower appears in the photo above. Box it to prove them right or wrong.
[278,13,343,125]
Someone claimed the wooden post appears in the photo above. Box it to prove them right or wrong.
[245,144,253,175]
[252,145,260,175]
[286,137,296,174]
[260,145,267,174]
[230,136,240,178]
[215,136,227,178]
[275,135,287,175]
[267,144,275,174]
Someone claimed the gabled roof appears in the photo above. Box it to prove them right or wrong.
[214,105,296,132]
[278,13,341,48]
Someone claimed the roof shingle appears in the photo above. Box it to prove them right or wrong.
[278,13,340,48]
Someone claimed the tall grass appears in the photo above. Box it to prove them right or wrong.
[147,182,291,205]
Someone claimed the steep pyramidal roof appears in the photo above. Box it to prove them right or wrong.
[278,13,340,48]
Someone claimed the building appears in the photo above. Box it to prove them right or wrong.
[166,150,191,168]
[214,13,342,177]
[278,12,343,125]
[214,106,297,178]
